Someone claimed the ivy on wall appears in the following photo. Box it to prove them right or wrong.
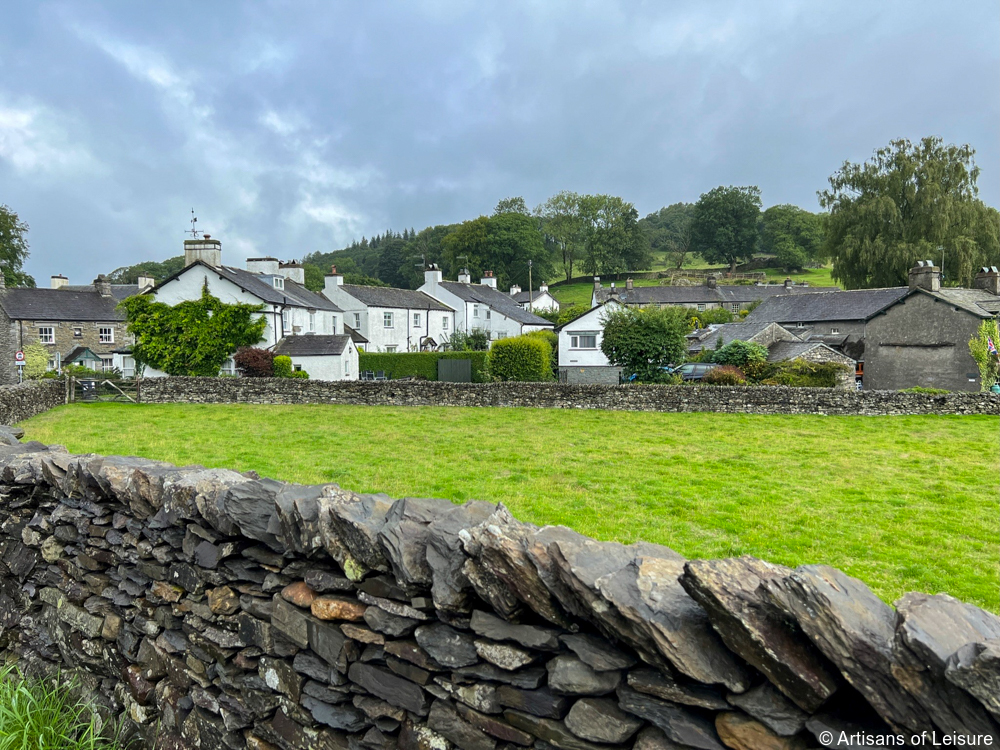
[119,283,268,376]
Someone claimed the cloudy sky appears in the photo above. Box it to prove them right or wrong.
[1,1,997,284]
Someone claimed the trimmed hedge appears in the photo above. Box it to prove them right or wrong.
[487,335,552,382]
[358,351,489,382]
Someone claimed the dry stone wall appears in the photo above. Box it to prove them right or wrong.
[0,380,66,424]
[0,436,997,750]
[137,377,1000,416]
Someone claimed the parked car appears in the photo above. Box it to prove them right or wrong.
[674,363,719,381]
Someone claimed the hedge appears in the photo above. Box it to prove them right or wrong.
[358,351,489,382]
[487,335,552,382]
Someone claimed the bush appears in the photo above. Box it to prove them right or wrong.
[900,386,949,394]
[763,360,850,388]
[524,329,559,372]
[290,370,310,379]
[689,307,734,329]
[448,329,491,351]
[273,356,293,378]
[710,340,768,367]
[22,343,49,380]
[358,352,489,382]
[601,306,691,382]
[702,365,746,385]
[234,347,275,377]
[487,335,552,382]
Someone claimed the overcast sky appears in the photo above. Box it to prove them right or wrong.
[1,1,997,284]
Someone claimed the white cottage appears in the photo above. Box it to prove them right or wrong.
[273,335,359,380]
[322,268,455,352]
[555,301,622,384]
[419,266,554,340]
[509,284,560,313]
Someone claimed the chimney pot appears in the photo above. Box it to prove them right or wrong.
[625,278,633,291]
[974,266,1000,296]
[784,278,793,289]
[908,262,941,292]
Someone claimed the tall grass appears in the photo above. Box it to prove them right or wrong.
[0,667,124,750]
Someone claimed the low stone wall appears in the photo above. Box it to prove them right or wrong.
[0,380,66,424]
[137,377,1000,416]
[0,439,997,749]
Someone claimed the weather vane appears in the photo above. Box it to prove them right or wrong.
[186,209,202,240]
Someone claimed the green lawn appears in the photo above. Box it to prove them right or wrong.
[19,403,999,611]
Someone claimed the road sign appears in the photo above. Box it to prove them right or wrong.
[14,351,24,362]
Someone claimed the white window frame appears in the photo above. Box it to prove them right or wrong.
[486,308,491,320]
[831,327,840,334]
[383,311,394,328]
[569,332,598,349]
[385,345,398,353]
[73,327,82,339]
[442,317,449,330]
[731,303,740,313]
[282,309,291,333]
[472,304,480,318]
[99,327,114,344]
[354,313,361,328]
[100,356,114,373]
[308,311,316,333]
[697,304,706,312]
[273,276,284,290]
[413,312,421,327]
[38,327,54,345]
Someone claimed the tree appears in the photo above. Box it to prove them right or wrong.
[969,319,1000,392]
[820,137,1000,289]
[758,205,826,270]
[108,256,184,284]
[442,213,550,290]
[376,237,408,287]
[640,203,695,269]
[690,186,762,274]
[579,195,650,275]
[495,197,528,215]
[600,305,691,382]
[535,191,587,280]
[0,205,36,287]
[22,343,49,379]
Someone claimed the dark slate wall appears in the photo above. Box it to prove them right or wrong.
[0,440,997,750]
[137,377,1000,416]
[0,380,66,424]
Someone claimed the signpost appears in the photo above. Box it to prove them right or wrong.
[15,351,24,384]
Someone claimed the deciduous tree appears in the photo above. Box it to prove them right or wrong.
[535,191,586,280]
[579,194,650,275]
[759,204,825,270]
[640,203,695,269]
[0,205,36,287]
[690,186,762,274]
[600,305,690,382]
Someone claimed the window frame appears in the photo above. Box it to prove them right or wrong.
[413,312,421,327]
[99,326,114,344]
[38,327,54,345]
[383,311,394,328]
[442,317,449,330]
[472,304,480,318]
[697,303,706,312]
[308,311,316,333]
[385,345,398,353]
[281,309,291,333]
[273,276,285,290]
[353,312,361,328]
[731,303,740,313]
[569,331,599,349]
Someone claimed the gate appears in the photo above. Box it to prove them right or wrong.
[437,358,472,383]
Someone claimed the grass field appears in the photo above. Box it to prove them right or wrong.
[18,403,998,611]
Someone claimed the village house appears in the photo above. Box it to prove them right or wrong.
[419,265,554,339]
[509,283,560,313]
[687,319,856,369]
[0,273,148,385]
[322,267,455,352]
[555,301,622,384]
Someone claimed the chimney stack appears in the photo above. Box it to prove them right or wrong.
[706,275,717,289]
[94,275,112,298]
[51,274,68,289]
[137,274,155,291]
[324,265,344,298]
[458,268,471,284]
[539,283,548,294]
[908,260,941,292]
[974,266,1000,296]
[510,284,521,296]
[625,278,633,291]
[424,263,443,287]
[279,260,305,286]
[481,272,497,289]
[593,276,601,292]
[184,236,222,268]
[784,278,793,289]
[246,257,280,276]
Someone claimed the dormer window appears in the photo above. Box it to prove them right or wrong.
[273,276,284,290]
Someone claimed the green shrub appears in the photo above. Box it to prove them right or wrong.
[358,352,489,382]
[63,364,104,379]
[900,386,949,394]
[688,307,735,329]
[448,329,491,352]
[22,343,49,380]
[524,329,559,372]
[290,370,310,379]
[763,360,850,388]
[702,365,746,385]
[273,356,293,378]
[487,335,552,382]
[710,340,768,367]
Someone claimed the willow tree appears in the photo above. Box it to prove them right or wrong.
[820,137,1000,289]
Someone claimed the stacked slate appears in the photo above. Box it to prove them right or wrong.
[0,436,996,750]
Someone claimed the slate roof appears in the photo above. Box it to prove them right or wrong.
[511,290,555,305]
[0,288,125,321]
[745,287,910,324]
[339,285,452,311]
[64,284,139,302]
[766,341,846,363]
[922,288,997,319]
[688,320,791,352]
[593,283,837,306]
[63,346,102,364]
[273,335,351,356]
[438,282,554,326]
[345,325,369,344]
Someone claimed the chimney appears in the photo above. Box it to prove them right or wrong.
[974,266,1000,296]
[0,273,6,291]
[184,236,222,268]
[608,284,619,300]
[246,257,280,276]
[625,278,633,291]
[458,268,472,284]
[784,278,793,289]
[510,284,521,296]
[424,263,442,286]
[94,274,112,298]
[279,260,306,286]
[908,260,941,292]
[324,265,344,297]
[137,274,155,291]
[706,275,717,289]
[51,274,68,289]
[539,283,548,294]
[593,276,601,292]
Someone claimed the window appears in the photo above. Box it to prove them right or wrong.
[697,304,706,312]
[294,364,303,372]
[385,345,398,353]
[354,313,361,328]
[570,332,598,349]
[797,322,805,328]
[308,312,316,333]
[442,317,449,330]
[731,303,740,313]
[383,312,394,328]
[413,313,421,327]
[99,327,114,344]
[73,327,82,339]
[282,309,291,332]
[486,309,491,320]
[273,276,284,290]
[831,327,840,335]
[220,357,236,376]
[473,304,480,318]
[100,356,114,373]
[38,327,54,344]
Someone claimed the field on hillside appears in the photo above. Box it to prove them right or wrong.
[20,403,998,611]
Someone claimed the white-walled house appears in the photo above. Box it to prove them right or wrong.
[555,301,622,384]
[138,237,357,380]
[509,284,560,313]
[322,269,455,352]
[273,335,359,380]
[419,266,554,340]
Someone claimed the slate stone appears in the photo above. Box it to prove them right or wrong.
[891,592,1000,739]
[348,662,431,716]
[564,697,642,744]
[303,679,351,704]
[282,581,318,608]
[359,575,411,601]
[470,611,561,652]
[715,712,810,750]
[415,622,480,668]
[434,679,501,714]
[425,499,497,612]
[364,605,420,637]
[461,557,521,619]
[946,639,1000,721]
[243,545,285,567]
[428,699,498,750]
[341,623,385,645]
[293,651,337,683]
[627,668,728,710]
[387,655,434,685]
[617,686,724,750]
[258,656,302,701]
[475,639,536,671]
[354,695,406,722]
[452,664,547,690]
[546,655,620,696]
[302,694,368,732]
[273,483,328,556]
[271,594,313,648]
[359,592,431,620]
[378,497,456,587]
[502,710,610,750]
[632,726,686,750]
[305,569,354,593]
[767,565,930,735]
[237,613,273,650]
[726,682,808,736]
[496,685,571,720]
[455,702,534,746]
[208,586,241,616]
[558,634,635,672]
[385,640,445,671]
[680,557,840,712]
[309,619,352,672]
[319,488,393,572]
[398,718,452,750]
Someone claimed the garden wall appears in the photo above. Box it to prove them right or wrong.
[137,377,1000,416]
[0,380,66,425]
[0,438,998,750]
